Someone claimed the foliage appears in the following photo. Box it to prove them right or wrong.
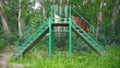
[105,21,120,45]
[0,38,4,50]
[0,0,119,47]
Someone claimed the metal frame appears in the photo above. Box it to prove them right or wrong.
[48,6,72,56]
[13,5,106,58]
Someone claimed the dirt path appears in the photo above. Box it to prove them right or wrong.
[0,46,15,68]
[0,52,11,68]
[0,46,25,68]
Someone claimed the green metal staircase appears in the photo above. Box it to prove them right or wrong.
[12,6,106,58]
[72,22,106,55]
[12,20,49,58]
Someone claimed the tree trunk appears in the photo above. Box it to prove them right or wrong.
[0,1,11,34]
[1,13,11,34]
[83,0,88,5]
[18,0,22,36]
[111,0,119,28]
[59,0,62,17]
[96,1,103,39]
[42,7,45,15]
[111,0,119,44]
[65,0,69,19]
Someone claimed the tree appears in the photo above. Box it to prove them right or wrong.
[96,0,103,39]
[18,0,22,36]
[111,0,119,27]
[0,0,11,34]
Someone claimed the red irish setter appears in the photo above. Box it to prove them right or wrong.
[72,16,90,32]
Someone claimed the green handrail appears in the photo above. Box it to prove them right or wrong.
[71,8,106,47]
[18,7,51,45]
[72,19,106,50]
[19,19,49,47]
[71,7,96,36]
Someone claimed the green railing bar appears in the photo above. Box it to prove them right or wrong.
[104,27,107,49]
[52,18,69,19]
[52,30,69,32]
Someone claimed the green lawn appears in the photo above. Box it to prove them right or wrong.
[8,45,120,68]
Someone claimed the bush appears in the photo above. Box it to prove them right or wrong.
[105,22,120,45]
[0,38,4,50]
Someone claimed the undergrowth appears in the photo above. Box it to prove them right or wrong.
[8,45,120,68]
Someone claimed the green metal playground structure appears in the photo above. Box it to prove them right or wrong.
[12,6,106,58]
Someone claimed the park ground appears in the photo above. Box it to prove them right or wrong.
[0,45,120,68]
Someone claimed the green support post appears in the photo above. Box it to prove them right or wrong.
[69,6,72,56]
[104,27,107,50]
[49,18,52,56]
[49,5,54,56]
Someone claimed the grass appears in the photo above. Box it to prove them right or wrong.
[8,45,120,68]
